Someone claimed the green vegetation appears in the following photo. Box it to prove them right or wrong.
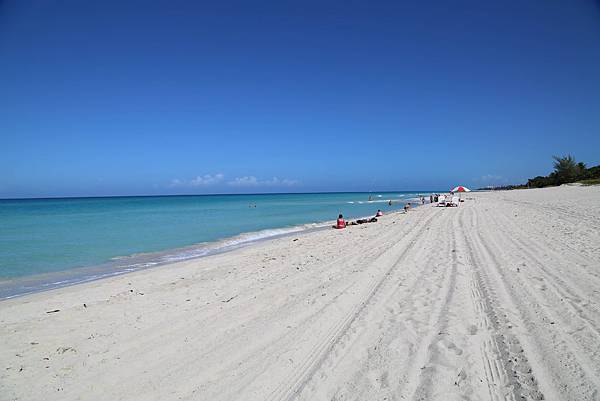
[480,155,600,190]
[527,155,600,188]
[578,178,600,186]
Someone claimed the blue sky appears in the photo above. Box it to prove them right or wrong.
[1,0,599,198]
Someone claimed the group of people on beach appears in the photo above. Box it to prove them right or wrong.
[333,209,385,229]
[429,194,443,203]
[333,202,418,229]
[334,191,429,229]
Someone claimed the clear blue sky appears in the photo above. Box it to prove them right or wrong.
[1,0,599,198]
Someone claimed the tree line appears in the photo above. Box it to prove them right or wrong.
[480,155,600,190]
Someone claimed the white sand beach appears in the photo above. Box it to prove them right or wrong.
[1,185,600,401]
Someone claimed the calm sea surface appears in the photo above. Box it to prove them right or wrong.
[0,192,428,298]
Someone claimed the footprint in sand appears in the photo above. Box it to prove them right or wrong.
[443,340,463,355]
[367,370,390,389]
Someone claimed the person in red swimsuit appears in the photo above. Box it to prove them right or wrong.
[334,214,346,229]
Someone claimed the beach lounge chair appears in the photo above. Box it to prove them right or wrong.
[448,196,460,207]
[437,195,446,207]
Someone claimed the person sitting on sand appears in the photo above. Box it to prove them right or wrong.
[333,214,346,229]
[376,209,383,217]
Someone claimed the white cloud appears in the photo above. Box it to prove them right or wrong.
[170,178,184,187]
[476,174,504,183]
[279,178,299,186]
[473,174,511,187]
[169,174,298,189]
[169,174,224,188]
[189,173,224,186]
[228,176,258,186]
[228,176,299,187]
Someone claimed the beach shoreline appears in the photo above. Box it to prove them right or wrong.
[0,221,330,301]
[0,193,423,300]
[0,201,419,301]
[2,186,598,400]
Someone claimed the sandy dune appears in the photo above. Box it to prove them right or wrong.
[1,185,599,401]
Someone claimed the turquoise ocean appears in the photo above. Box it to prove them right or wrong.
[0,192,427,299]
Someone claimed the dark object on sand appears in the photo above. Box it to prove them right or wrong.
[46,309,60,314]
[356,217,378,224]
[222,295,238,303]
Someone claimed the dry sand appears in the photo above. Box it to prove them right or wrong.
[1,185,600,401]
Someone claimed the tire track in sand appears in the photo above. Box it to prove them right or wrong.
[460,205,546,401]
[182,211,438,399]
[477,207,600,400]
[264,208,443,401]
[315,206,456,401]
[407,208,462,401]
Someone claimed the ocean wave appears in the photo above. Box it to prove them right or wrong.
[0,221,331,300]
[159,223,328,263]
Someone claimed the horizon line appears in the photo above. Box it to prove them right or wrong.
[0,189,449,201]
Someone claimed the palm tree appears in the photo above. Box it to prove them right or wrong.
[552,155,580,184]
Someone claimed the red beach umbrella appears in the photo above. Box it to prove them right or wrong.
[450,186,471,192]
